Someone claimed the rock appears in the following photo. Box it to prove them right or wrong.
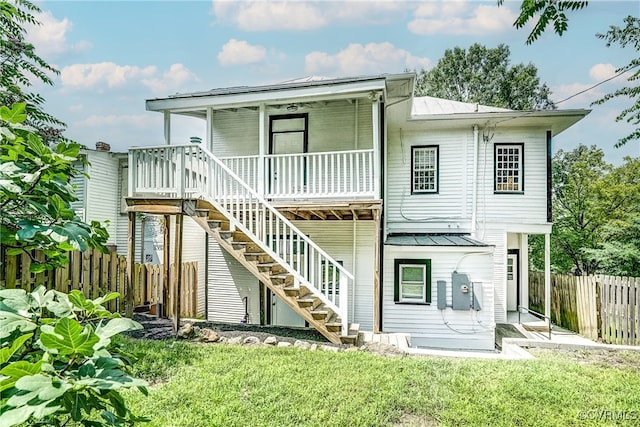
[277,342,292,347]
[243,336,261,346]
[264,336,278,346]
[177,323,195,339]
[218,336,228,344]
[227,336,243,345]
[309,343,318,351]
[200,328,219,343]
[320,345,340,352]
[294,340,311,350]
[361,342,405,357]
[345,346,359,352]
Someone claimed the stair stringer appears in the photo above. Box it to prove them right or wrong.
[191,214,344,344]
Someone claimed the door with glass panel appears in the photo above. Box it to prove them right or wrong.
[268,114,308,196]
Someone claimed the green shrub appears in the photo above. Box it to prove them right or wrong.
[0,286,148,426]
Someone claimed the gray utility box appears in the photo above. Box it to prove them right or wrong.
[451,272,482,311]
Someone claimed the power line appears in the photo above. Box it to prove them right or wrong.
[555,63,639,105]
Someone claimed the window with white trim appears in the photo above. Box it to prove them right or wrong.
[495,143,524,193]
[394,259,431,304]
[411,146,438,193]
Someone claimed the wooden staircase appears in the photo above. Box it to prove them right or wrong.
[190,203,359,345]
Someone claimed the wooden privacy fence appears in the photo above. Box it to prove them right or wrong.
[529,271,639,345]
[0,247,198,318]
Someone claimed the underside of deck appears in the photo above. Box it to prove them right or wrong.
[126,197,382,221]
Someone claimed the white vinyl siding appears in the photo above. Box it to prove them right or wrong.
[207,240,260,324]
[383,245,495,350]
[291,221,375,331]
[210,100,373,158]
[386,129,469,233]
[84,151,120,246]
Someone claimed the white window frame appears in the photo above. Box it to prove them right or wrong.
[411,145,439,194]
[394,259,431,304]
[495,143,524,193]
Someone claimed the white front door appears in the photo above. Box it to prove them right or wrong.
[507,252,519,311]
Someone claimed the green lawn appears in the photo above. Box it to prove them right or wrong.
[120,338,640,427]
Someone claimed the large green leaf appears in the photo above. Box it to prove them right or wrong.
[0,333,33,364]
[9,374,70,406]
[0,311,36,340]
[39,318,99,356]
[0,404,34,427]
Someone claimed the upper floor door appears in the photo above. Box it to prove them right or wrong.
[268,114,309,195]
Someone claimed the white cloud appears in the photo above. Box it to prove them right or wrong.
[60,62,157,90]
[305,42,431,76]
[213,1,326,31]
[217,39,267,66]
[60,62,199,95]
[69,104,84,112]
[212,0,410,31]
[142,64,201,95]
[590,63,617,81]
[25,10,90,58]
[408,2,517,35]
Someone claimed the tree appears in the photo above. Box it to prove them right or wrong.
[0,0,66,143]
[497,0,589,45]
[585,212,640,276]
[532,146,640,275]
[592,16,640,148]
[414,43,555,110]
[1,103,109,271]
[498,2,639,147]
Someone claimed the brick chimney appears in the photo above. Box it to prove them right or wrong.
[95,141,111,151]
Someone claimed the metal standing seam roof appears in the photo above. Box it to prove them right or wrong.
[385,234,491,247]
[154,74,411,100]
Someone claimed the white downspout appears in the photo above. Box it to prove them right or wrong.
[164,111,171,145]
[471,125,479,237]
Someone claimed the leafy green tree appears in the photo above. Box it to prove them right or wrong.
[0,0,66,143]
[1,103,109,272]
[413,43,555,110]
[0,286,148,426]
[592,16,640,148]
[585,212,640,276]
[531,146,640,275]
[497,0,589,45]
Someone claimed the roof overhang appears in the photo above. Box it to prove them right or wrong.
[145,73,415,117]
[404,109,590,136]
[385,233,492,247]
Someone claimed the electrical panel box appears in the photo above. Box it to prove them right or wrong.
[451,271,480,310]
[471,283,482,311]
[437,280,447,310]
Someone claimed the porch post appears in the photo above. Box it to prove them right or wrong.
[206,107,213,150]
[173,214,184,336]
[520,233,529,311]
[125,212,136,318]
[162,214,171,318]
[373,209,381,333]
[544,232,551,320]
[372,100,380,198]
[258,103,266,196]
[164,111,171,145]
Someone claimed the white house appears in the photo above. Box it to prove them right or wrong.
[125,73,588,349]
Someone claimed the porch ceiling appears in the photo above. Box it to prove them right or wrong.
[270,200,382,221]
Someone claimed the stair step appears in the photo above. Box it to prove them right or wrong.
[296,295,316,308]
[194,209,209,217]
[348,323,360,336]
[219,230,233,240]
[244,252,269,262]
[271,273,293,286]
[310,307,329,320]
[340,334,358,345]
[256,262,282,273]
[325,319,342,333]
[282,285,300,297]
[208,220,222,229]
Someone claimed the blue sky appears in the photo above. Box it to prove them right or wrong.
[27,0,639,163]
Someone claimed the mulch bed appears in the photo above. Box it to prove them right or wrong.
[125,313,331,345]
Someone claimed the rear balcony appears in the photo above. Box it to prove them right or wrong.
[128,144,382,221]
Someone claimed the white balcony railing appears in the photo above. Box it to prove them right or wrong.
[128,144,353,335]
[221,149,375,199]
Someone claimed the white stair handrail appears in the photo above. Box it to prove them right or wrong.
[130,144,352,335]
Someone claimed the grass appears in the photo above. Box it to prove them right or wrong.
[118,338,640,427]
